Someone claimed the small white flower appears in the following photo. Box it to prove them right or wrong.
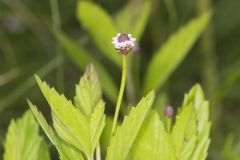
[112,33,136,54]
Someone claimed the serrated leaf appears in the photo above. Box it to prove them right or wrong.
[183,85,211,160]
[54,32,118,103]
[127,111,175,160]
[75,64,102,117]
[90,100,106,150]
[143,10,212,94]
[116,0,152,39]
[3,110,50,160]
[76,1,120,67]
[106,91,155,160]
[59,141,84,160]
[28,101,84,160]
[28,100,57,145]
[171,104,197,160]
[35,75,91,157]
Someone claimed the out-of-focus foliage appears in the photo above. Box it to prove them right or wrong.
[143,11,211,94]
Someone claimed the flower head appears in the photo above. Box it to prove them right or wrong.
[112,33,136,55]
[164,106,174,118]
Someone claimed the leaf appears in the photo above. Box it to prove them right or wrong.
[126,111,175,160]
[74,63,106,154]
[76,1,120,67]
[171,104,197,160]
[28,100,57,145]
[59,141,84,160]
[183,85,211,160]
[143,10,212,94]
[75,64,102,117]
[35,75,91,157]
[3,110,50,160]
[116,0,152,39]
[28,101,84,160]
[106,91,155,160]
[100,116,114,153]
[54,32,118,103]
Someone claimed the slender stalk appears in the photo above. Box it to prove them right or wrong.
[96,144,101,160]
[111,55,128,135]
[166,118,172,133]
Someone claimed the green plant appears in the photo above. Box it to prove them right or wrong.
[55,1,212,111]
[26,61,210,159]
[3,110,50,160]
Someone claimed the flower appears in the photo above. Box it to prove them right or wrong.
[112,33,136,55]
[164,106,174,118]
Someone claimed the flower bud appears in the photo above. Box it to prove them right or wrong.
[112,33,136,55]
[164,106,174,118]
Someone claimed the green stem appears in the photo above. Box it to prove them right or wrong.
[96,144,101,160]
[166,118,172,133]
[111,54,128,135]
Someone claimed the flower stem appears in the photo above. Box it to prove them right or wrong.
[96,144,101,160]
[111,54,128,135]
[166,118,172,133]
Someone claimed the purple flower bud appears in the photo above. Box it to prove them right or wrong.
[164,106,174,118]
[112,33,136,55]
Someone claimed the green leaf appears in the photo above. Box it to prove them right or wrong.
[143,10,212,94]
[126,111,175,160]
[59,142,84,160]
[106,91,155,160]
[75,64,102,117]
[35,75,91,157]
[171,104,197,159]
[28,101,84,160]
[74,63,106,154]
[3,110,50,160]
[76,1,120,67]
[28,100,57,145]
[90,100,106,151]
[100,116,114,153]
[116,0,152,39]
[54,32,118,103]
[183,85,211,160]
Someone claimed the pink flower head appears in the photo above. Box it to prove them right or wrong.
[112,33,136,55]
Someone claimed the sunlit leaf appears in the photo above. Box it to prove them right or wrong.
[35,75,91,157]
[28,100,57,145]
[28,100,84,160]
[90,100,106,151]
[127,111,175,160]
[183,84,211,160]
[106,91,155,160]
[171,104,197,159]
[75,64,102,117]
[3,110,50,160]
[143,10,212,94]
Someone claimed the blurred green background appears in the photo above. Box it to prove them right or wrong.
[0,0,240,159]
